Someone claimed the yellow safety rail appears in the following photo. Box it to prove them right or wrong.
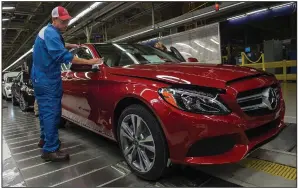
[241,52,297,82]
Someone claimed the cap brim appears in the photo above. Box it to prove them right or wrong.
[59,15,72,21]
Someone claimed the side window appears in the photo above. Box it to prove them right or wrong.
[75,48,93,60]
[94,44,134,67]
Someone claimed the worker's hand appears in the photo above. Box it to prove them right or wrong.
[65,43,80,49]
[87,58,102,65]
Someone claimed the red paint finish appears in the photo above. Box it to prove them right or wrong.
[61,43,286,165]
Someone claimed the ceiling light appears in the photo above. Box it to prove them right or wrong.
[69,2,103,26]
[210,38,219,45]
[270,2,294,10]
[246,8,268,15]
[3,48,33,72]
[2,18,10,21]
[227,14,246,20]
[220,2,245,10]
[113,29,154,42]
[2,7,15,10]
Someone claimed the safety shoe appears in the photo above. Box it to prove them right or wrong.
[38,139,61,149]
[41,150,70,162]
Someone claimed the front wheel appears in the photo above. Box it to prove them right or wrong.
[117,105,169,181]
[19,94,29,112]
[12,95,18,106]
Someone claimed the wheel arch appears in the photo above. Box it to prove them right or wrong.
[113,96,170,156]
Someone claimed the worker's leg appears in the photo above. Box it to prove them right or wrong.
[35,97,45,148]
[33,79,68,161]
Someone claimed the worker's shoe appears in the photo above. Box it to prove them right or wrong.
[41,150,70,162]
[38,139,61,149]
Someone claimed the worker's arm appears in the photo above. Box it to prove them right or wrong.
[44,30,100,65]
[65,43,80,50]
[71,56,100,65]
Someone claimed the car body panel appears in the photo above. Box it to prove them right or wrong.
[11,71,35,106]
[61,43,286,166]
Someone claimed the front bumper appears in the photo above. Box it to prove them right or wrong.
[5,89,12,98]
[153,96,286,165]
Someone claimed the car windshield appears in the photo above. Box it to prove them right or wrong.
[6,77,15,83]
[94,44,180,67]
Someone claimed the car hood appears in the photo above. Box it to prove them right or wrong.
[108,63,267,89]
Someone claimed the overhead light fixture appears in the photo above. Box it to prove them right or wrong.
[270,2,294,10]
[227,14,246,20]
[68,2,103,26]
[113,29,154,42]
[3,48,33,72]
[2,7,15,10]
[2,18,10,21]
[210,38,219,45]
[162,10,215,28]
[246,8,268,15]
[220,2,245,10]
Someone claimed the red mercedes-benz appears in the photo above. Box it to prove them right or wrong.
[60,43,285,180]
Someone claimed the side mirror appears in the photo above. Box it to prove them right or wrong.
[187,57,199,62]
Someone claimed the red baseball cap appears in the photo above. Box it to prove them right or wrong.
[51,6,72,21]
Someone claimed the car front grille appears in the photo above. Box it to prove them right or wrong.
[237,84,280,116]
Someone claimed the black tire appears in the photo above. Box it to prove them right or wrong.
[117,104,169,181]
[12,95,18,106]
[19,94,29,112]
[4,91,8,101]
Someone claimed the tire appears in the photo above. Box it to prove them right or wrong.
[12,95,18,106]
[4,91,8,101]
[117,104,169,181]
[19,94,29,112]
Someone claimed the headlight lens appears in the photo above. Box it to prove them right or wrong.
[159,87,230,115]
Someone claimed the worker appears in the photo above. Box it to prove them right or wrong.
[31,6,100,162]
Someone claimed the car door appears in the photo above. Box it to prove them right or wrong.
[14,73,22,101]
[61,46,104,133]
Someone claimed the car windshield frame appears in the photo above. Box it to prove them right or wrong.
[93,43,181,67]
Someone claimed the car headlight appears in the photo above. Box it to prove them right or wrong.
[158,87,231,115]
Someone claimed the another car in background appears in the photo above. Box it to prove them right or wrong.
[11,71,35,111]
[2,72,19,100]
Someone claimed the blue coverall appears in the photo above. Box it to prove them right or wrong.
[31,23,74,153]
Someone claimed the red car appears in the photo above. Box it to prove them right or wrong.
[60,43,286,180]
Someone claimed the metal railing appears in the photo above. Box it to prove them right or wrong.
[241,52,297,81]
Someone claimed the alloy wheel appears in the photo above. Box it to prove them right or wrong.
[119,114,156,173]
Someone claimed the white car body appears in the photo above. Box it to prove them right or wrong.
[2,72,19,99]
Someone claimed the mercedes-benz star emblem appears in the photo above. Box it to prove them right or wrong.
[262,88,277,110]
